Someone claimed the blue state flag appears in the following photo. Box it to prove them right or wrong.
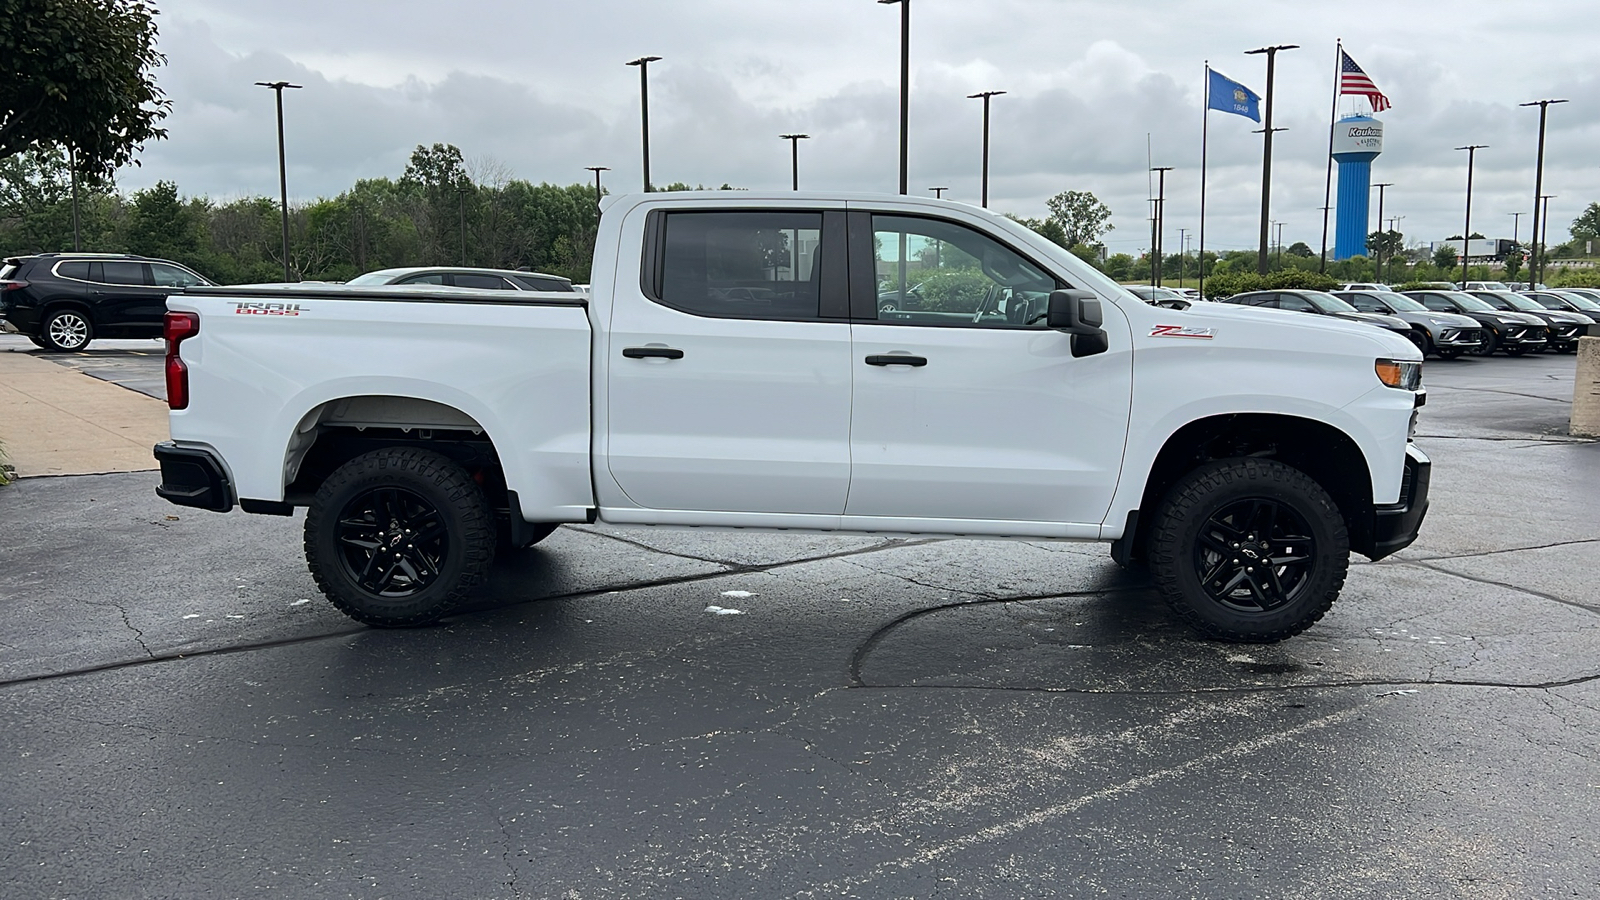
[1207,68,1261,122]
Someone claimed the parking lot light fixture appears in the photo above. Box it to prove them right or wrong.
[1520,99,1567,286]
[966,90,1005,207]
[879,0,910,194]
[627,57,662,192]
[255,80,302,283]
[1454,145,1487,285]
[929,186,948,198]
[1246,44,1299,275]
[585,166,610,214]
[779,134,810,190]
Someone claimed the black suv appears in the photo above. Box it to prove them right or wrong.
[0,253,212,351]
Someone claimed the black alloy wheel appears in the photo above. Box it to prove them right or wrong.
[305,447,494,626]
[1406,329,1431,356]
[1147,458,1348,642]
[335,487,449,597]
[1471,330,1497,356]
[1193,498,1315,614]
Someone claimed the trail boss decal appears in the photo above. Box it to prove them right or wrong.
[232,302,304,316]
[1150,324,1215,339]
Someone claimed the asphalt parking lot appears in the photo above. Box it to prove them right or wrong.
[2,344,1598,899]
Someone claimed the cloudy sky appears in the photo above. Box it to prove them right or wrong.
[127,0,1600,254]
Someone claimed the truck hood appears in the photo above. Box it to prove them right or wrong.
[1166,300,1422,359]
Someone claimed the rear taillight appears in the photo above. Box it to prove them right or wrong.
[164,311,200,410]
[0,279,28,291]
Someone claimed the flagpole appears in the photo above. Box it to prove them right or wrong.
[1200,61,1209,299]
[1318,39,1341,273]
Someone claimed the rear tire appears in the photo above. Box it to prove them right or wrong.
[41,309,93,351]
[305,447,494,627]
[27,335,50,349]
[1147,459,1349,643]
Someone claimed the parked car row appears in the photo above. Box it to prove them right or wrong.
[0,253,576,351]
[1197,286,1600,359]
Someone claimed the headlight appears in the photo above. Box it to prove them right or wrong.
[1375,358,1423,391]
[1428,317,1457,326]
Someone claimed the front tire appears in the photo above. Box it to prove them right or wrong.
[305,448,494,626]
[1407,329,1432,356]
[1147,459,1349,643]
[42,309,93,351]
[1471,330,1497,357]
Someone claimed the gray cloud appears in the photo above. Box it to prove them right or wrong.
[120,1,1600,253]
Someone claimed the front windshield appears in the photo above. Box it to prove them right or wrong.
[1373,292,1426,312]
[1497,292,1546,312]
[1303,291,1358,313]
[1445,292,1495,312]
[346,271,401,285]
[1554,291,1600,311]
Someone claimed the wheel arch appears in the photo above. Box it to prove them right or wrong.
[1117,413,1378,564]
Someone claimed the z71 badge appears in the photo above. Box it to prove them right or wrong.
[231,302,304,316]
[1150,324,1215,339]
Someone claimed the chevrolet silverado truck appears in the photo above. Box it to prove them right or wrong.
[153,192,1430,642]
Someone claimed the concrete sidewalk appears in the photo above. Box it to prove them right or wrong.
[0,350,168,477]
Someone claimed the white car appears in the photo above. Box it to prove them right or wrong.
[154,191,1428,643]
[347,266,576,293]
[1340,282,1392,292]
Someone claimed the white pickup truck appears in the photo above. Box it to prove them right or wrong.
[154,192,1429,642]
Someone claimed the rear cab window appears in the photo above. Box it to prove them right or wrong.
[652,211,825,320]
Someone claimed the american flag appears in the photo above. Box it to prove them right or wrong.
[1340,49,1391,112]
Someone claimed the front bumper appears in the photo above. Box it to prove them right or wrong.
[1360,444,1430,561]
[154,442,234,512]
[1434,327,1483,348]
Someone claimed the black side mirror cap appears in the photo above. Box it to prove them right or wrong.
[1046,289,1109,358]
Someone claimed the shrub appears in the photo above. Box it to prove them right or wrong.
[917,268,991,312]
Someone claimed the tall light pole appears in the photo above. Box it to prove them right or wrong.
[1372,183,1393,279]
[1150,166,1173,286]
[779,134,810,190]
[1508,211,1523,245]
[1246,44,1298,275]
[1177,227,1189,286]
[928,186,948,198]
[255,80,302,282]
[1519,98,1567,288]
[1540,194,1556,284]
[456,185,468,264]
[627,56,662,192]
[879,0,910,194]
[1454,145,1487,286]
[585,166,609,214]
[967,90,1005,207]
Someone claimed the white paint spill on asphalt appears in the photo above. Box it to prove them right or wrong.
[720,590,755,599]
[704,605,745,616]
[181,614,200,619]
[290,599,311,607]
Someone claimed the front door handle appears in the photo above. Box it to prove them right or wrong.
[622,346,684,360]
[865,354,928,367]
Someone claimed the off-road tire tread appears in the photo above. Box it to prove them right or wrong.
[1147,458,1348,643]
[305,447,493,627]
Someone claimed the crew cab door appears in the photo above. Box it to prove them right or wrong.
[842,209,1133,530]
[604,206,853,515]
[92,260,167,331]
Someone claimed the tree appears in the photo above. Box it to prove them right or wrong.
[1,0,170,179]
[1287,241,1314,258]
[1004,214,1069,248]
[1504,244,1524,281]
[1044,190,1113,247]
[1571,202,1600,242]
[1366,230,1404,259]
[1432,244,1458,270]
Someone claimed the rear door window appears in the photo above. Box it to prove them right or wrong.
[396,273,446,285]
[54,261,91,280]
[1277,293,1317,312]
[101,261,149,286]
[654,211,824,319]
[452,273,517,290]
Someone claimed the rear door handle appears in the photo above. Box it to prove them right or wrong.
[865,354,927,367]
[622,346,684,360]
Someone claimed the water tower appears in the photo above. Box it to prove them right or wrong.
[1332,115,1384,260]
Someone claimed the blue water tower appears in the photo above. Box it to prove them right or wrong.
[1332,115,1385,260]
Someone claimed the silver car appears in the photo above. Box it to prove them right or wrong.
[1335,290,1484,359]
[347,266,576,292]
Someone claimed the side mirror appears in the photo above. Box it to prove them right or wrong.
[1046,289,1109,358]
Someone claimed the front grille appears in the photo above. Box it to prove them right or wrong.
[1506,326,1525,339]
[1556,325,1577,337]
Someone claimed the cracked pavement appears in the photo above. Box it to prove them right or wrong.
[2,352,1599,898]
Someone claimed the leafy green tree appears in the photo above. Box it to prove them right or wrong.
[1004,214,1070,249]
[124,180,198,263]
[1503,245,1524,281]
[1,0,170,178]
[1103,253,1134,281]
[1287,241,1313,258]
[1570,203,1600,242]
[1044,190,1113,247]
[1432,244,1458,270]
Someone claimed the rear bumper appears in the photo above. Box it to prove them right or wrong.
[153,442,234,512]
[1361,444,1430,561]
